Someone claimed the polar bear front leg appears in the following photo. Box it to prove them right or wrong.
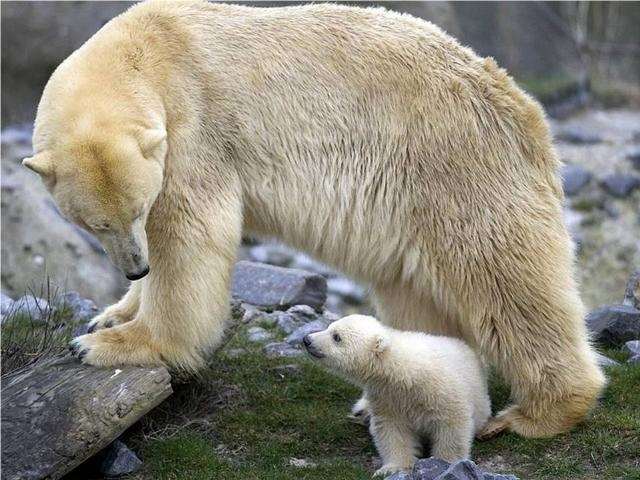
[371,415,420,476]
[86,281,142,333]
[350,393,372,425]
[70,182,243,371]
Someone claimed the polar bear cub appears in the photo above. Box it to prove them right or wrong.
[303,314,491,476]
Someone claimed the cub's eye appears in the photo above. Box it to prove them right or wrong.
[332,332,342,343]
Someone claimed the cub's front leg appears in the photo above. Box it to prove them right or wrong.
[371,415,421,477]
[86,281,142,333]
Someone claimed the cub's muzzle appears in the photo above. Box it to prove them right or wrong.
[303,335,325,359]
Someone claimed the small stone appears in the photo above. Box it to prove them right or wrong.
[586,305,640,347]
[411,457,518,480]
[627,146,640,170]
[264,342,303,358]
[100,440,143,478]
[12,295,52,323]
[624,340,640,358]
[561,164,592,196]
[247,326,274,343]
[286,319,330,345]
[327,277,367,304]
[600,174,640,198]
[231,261,327,310]
[287,304,319,321]
[226,348,248,358]
[275,312,304,334]
[272,364,302,377]
[628,355,640,365]
[555,127,602,145]
[594,352,620,368]
[288,457,317,468]
[386,472,412,480]
[623,271,640,310]
[62,291,99,322]
[248,244,294,267]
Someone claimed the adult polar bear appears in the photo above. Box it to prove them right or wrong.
[25,0,603,438]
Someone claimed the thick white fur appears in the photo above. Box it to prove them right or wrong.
[306,315,491,475]
[27,1,604,436]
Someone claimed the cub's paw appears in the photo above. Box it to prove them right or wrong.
[374,464,406,477]
[349,397,372,425]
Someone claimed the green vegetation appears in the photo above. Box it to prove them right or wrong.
[124,326,639,480]
[3,307,637,480]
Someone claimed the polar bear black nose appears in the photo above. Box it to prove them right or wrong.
[302,335,312,347]
[126,266,150,281]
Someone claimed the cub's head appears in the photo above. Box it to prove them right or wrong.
[23,120,166,280]
[303,315,390,380]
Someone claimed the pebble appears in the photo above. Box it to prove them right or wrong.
[286,319,331,345]
[600,173,640,198]
[11,295,52,323]
[561,164,592,196]
[100,440,143,478]
[247,326,274,343]
[263,342,303,358]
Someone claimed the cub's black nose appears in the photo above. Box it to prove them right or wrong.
[126,266,150,281]
[303,335,312,347]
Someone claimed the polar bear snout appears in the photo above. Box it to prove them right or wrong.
[303,334,325,359]
[126,265,150,281]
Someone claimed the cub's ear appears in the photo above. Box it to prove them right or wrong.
[139,128,167,160]
[373,334,389,356]
[22,152,54,178]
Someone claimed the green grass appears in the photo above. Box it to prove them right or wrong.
[119,325,640,480]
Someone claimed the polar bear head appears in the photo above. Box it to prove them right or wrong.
[303,314,390,381]
[22,61,167,281]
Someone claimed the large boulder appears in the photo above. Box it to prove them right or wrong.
[1,131,128,306]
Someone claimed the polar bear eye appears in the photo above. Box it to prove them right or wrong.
[332,332,342,343]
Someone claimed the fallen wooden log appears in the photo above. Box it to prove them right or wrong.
[1,356,172,480]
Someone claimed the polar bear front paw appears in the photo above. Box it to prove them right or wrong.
[68,323,161,367]
[86,309,131,333]
[373,464,406,477]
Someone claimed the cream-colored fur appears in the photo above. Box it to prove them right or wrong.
[25,1,604,437]
[304,315,491,475]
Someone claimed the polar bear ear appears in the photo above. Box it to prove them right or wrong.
[22,152,54,179]
[139,128,167,160]
[373,334,390,356]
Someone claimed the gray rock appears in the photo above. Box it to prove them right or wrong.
[624,340,640,358]
[327,277,367,304]
[286,319,331,345]
[231,261,327,310]
[386,472,412,480]
[413,457,450,479]
[247,326,274,343]
[586,305,640,347]
[12,295,52,323]
[623,271,640,310]
[627,146,640,170]
[1,291,14,315]
[100,440,143,478]
[263,342,303,359]
[600,174,640,198]
[412,457,518,480]
[1,133,128,306]
[555,127,602,145]
[629,355,640,365]
[62,291,99,322]
[594,352,620,367]
[561,164,592,196]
